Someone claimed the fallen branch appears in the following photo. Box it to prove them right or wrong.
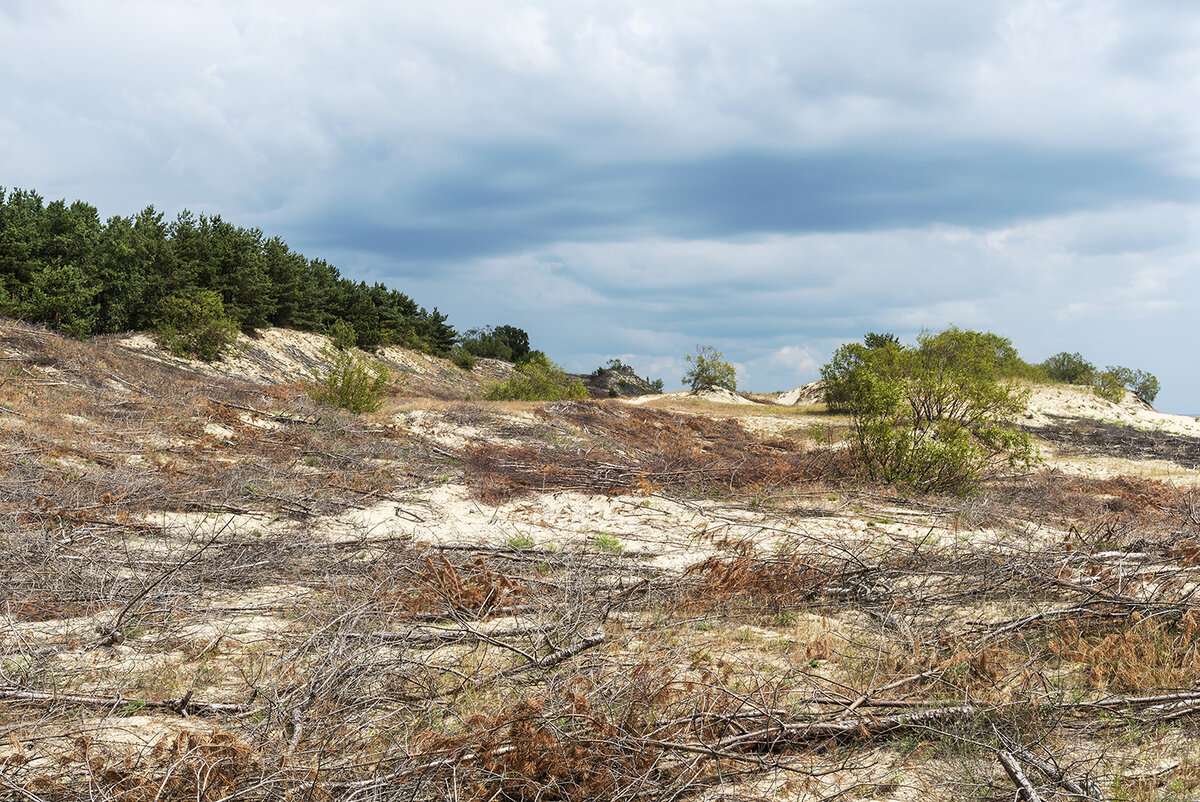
[999,750,1045,802]
[714,704,982,751]
[0,686,253,717]
[1006,746,1104,801]
[497,633,606,678]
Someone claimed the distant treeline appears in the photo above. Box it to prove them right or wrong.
[0,187,456,354]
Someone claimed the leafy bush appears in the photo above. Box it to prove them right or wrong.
[1095,365,1160,405]
[153,289,238,361]
[459,324,531,363]
[483,353,588,401]
[651,378,665,393]
[517,349,548,367]
[1092,370,1126,403]
[823,333,900,412]
[821,327,1035,493]
[1129,370,1161,405]
[22,264,98,339]
[1041,351,1095,384]
[305,347,392,412]
[328,318,357,351]
[682,345,737,391]
[452,348,476,370]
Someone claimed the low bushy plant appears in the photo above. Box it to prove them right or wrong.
[821,327,1035,493]
[1041,351,1096,384]
[328,318,357,351]
[1093,370,1126,403]
[452,348,476,371]
[1101,365,1160,404]
[153,289,238,362]
[305,347,392,412]
[483,353,588,401]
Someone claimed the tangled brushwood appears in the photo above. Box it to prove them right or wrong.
[462,401,853,503]
[5,319,1200,800]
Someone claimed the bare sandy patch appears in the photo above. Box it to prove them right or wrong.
[1022,383,1200,437]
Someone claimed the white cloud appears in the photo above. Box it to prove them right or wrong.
[766,345,819,374]
[2,1,1198,409]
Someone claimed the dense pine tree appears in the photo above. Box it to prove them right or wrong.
[0,187,467,358]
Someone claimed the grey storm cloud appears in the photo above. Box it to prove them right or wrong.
[2,1,1199,409]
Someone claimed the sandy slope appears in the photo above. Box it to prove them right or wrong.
[1020,383,1200,437]
[117,327,514,397]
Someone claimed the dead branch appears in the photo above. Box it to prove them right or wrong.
[999,750,1045,802]
[0,686,253,717]
[496,632,606,678]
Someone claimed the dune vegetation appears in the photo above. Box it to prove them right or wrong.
[1,316,1199,801]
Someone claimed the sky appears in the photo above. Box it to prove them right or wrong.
[2,1,1198,411]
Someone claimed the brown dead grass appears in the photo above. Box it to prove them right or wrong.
[1050,612,1200,692]
[9,321,1200,800]
[461,401,854,504]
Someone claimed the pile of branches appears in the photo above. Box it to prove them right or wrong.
[462,402,853,503]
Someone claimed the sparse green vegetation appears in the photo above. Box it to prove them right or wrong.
[452,348,477,370]
[305,347,392,412]
[4,319,1199,800]
[592,533,624,553]
[483,352,588,401]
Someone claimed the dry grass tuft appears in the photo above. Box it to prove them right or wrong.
[461,401,853,504]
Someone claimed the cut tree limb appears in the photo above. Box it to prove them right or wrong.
[999,750,1045,802]
[0,686,253,717]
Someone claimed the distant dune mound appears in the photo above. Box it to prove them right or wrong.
[776,381,825,407]
[693,386,761,405]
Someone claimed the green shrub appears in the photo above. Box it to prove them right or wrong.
[1041,351,1096,384]
[452,348,476,371]
[682,345,737,391]
[483,353,588,401]
[153,289,238,361]
[1130,371,1161,405]
[1093,365,1161,405]
[1093,370,1126,403]
[821,327,1035,493]
[823,335,900,413]
[505,534,535,549]
[22,264,97,339]
[592,533,624,553]
[328,318,357,351]
[305,347,392,412]
[459,324,531,363]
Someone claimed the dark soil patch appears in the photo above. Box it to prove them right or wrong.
[1027,416,1200,470]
